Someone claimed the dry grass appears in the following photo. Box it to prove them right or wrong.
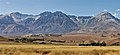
[0,45,120,55]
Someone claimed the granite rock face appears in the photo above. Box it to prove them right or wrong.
[0,11,120,36]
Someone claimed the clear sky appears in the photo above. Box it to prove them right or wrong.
[0,0,120,18]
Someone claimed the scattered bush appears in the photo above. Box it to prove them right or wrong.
[50,40,65,43]
[8,39,14,41]
[14,38,33,43]
[101,34,106,37]
[79,41,106,46]
[111,42,120,46]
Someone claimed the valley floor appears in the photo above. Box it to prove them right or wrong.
[0,44,120,55]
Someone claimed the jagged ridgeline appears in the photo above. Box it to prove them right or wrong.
[0,11,120,36]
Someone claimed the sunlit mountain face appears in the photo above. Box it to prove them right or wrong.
[0,11,120,36]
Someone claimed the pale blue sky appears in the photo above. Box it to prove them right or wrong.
[0,0,120,18]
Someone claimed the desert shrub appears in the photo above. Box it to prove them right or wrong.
[91,41,106,46]
[117,33,120,35]
[79,44,91,46]
[79,41,106,46]
[111,42,120,46]
[15,38,20,43]
[50,40,65,43]
[14,38,33,43]
[8,39,14,41]
[39,42,46,44]
[21,38,33,43]
[33,39,45,41]
[101,34,106,37]
[101,41,106,46]
[91,42,96,46]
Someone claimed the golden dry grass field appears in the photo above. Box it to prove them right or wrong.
[0,45,120,55]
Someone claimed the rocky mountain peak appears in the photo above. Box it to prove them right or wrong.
[0,11,120,36]
[54,11,65,14]
[98,11,111,15]
[91,11,118,23]
[0,15,15,24]
[10,12,22,15]
[39,11,52,16]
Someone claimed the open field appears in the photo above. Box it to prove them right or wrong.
[0,33,119,46]
[0,34,120,55]
[0,45,120,55]
[22,33,120,46]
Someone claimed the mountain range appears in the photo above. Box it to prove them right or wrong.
[0,11,120,36]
